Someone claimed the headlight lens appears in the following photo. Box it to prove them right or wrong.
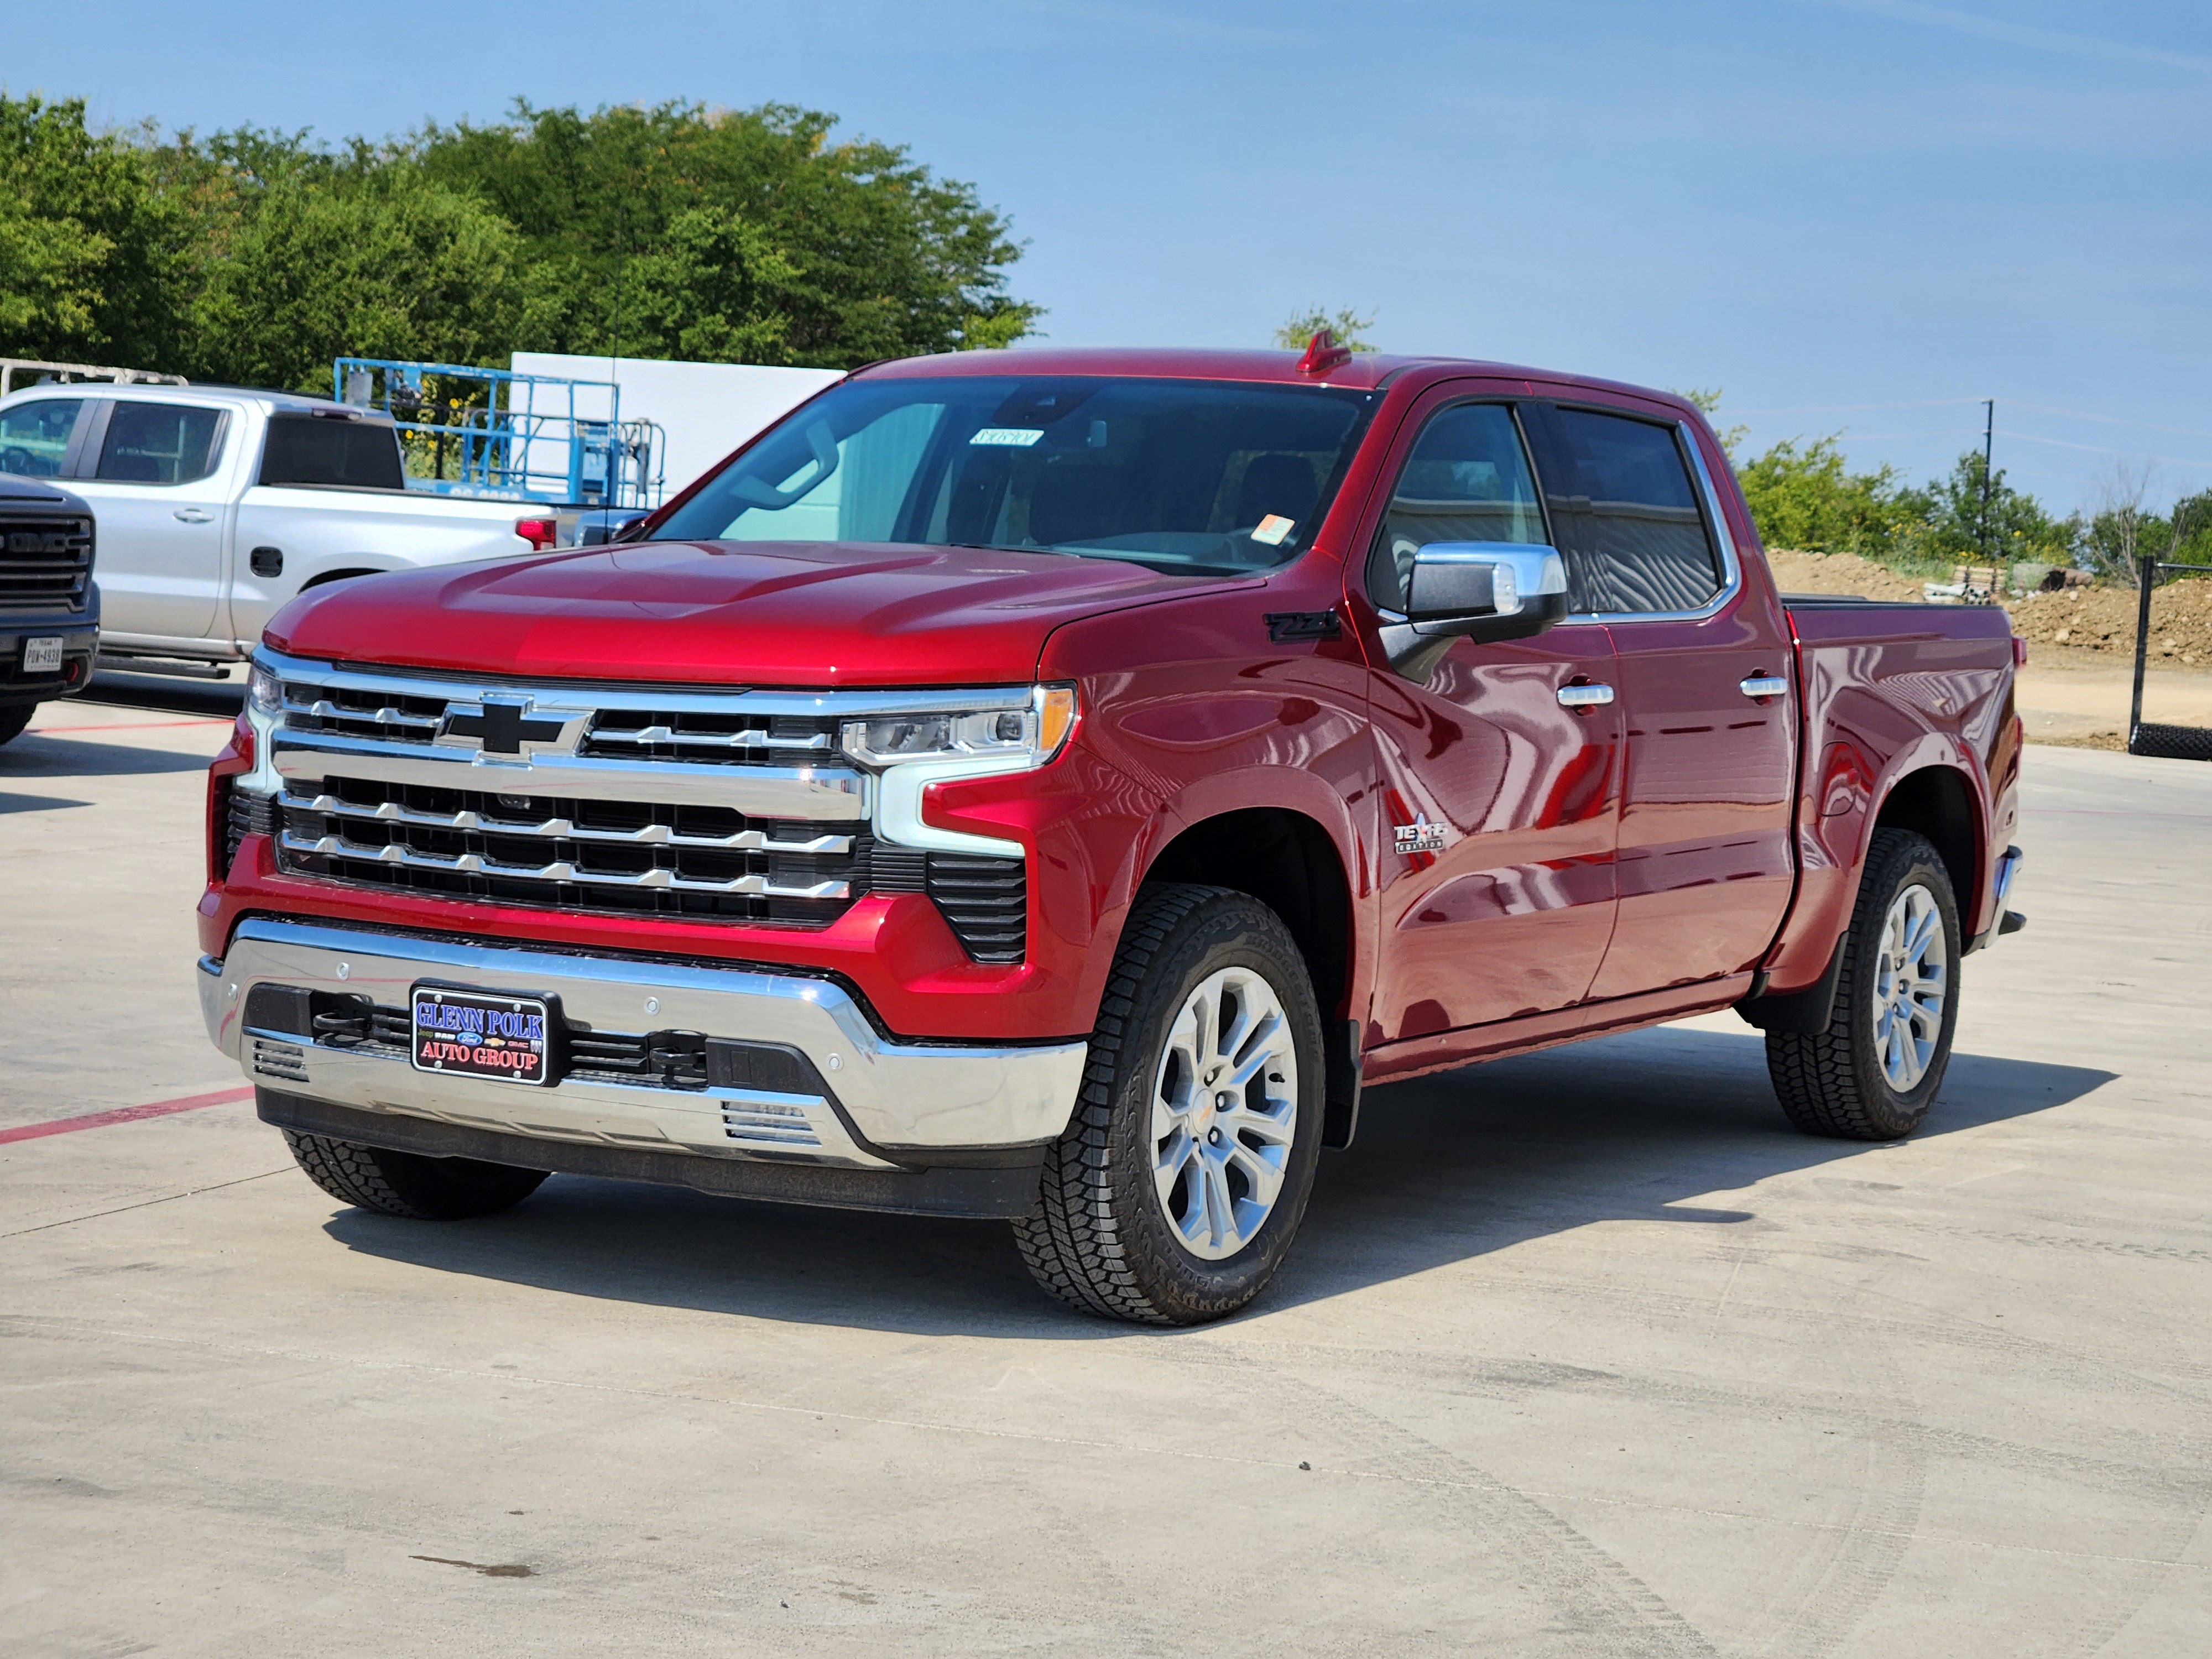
[840,687,1076,769]
[247,661,283,715]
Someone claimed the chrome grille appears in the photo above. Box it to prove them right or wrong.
[582,709,838,765]
[277,778,865,921]
[0,515,94,611]
[280,682,447,745]
[254,651,1027,958]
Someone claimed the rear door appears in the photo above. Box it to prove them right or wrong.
[1521,399,1797,997]
[69,398,236,643]
[1355,388,1623,1042]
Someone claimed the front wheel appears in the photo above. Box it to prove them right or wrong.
[1767,828,1962,1140]
[1015,885,1326,1325]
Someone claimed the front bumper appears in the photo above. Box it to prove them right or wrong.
[1,623,97,706]
[200,919,1087,1186]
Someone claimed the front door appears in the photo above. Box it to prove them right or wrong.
[69,399,234,643]
[1356,393,1623,1044]
[1520,399,1797,998]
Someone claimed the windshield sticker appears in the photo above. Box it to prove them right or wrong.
[1252,514,1297,546]
[970,427,1046,447]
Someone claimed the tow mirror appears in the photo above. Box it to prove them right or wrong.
[1381,542,1571,682]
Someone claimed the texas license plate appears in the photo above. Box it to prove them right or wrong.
[410,985,554,1086]
[23,637,62,672]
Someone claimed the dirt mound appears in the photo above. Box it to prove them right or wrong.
[1765,549,1927,603]
[1765,549,2212,666]
[2007,581,2212,666]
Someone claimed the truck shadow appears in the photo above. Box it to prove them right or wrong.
[0,731,224,778]
[322,1023,2116,1338]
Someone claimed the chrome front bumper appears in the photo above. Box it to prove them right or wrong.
[200,919,1086,1171]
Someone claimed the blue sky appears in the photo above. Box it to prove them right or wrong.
[11,0,2209,516]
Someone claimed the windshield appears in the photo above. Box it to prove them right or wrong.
[652,375,1378,575]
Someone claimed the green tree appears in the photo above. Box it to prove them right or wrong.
[0,93,184,366]
[186,159,523,390]
[416,101,1039,366]
[1272,306,1375,352]
[1895,450,2074,566]
[1736,436,1912,555]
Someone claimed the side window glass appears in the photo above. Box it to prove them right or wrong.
[1538,409,1719,615]
[0,399,84,478]
[96,403,227,486]
[260,415,405,491]
[1365,403,1546,612]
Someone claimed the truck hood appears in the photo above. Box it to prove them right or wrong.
[265,540,1257,687]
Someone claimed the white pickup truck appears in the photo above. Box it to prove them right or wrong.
[0,382,571,670]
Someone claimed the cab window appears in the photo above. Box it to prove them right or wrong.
[96,402,227,486]
[0,399,84,478]
[1366,403,1546,612]
[1527,407,1720,615]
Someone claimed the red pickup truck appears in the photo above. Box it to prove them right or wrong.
[197,343,2025,1324]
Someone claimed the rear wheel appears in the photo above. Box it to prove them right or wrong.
[281,1129,547,1219]
[0,705,34,746]
[1015,884,1324,1325]
[1767,828,1961,1140]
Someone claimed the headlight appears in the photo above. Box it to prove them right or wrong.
[841,686,1078,858]
[247,660,283,715]
[839,686,1076,770]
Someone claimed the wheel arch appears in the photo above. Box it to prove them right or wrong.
[1136,805,1355,1029]
[298,565,390,591]
[1870,761,1982,929]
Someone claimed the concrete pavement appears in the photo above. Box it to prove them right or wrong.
[2,693,2208,1656]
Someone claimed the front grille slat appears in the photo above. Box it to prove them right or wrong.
[0,516,93,611]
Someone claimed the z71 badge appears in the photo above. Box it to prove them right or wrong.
[1394,816,1447,855]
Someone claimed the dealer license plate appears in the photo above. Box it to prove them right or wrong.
[410,985,554,1086]
[23,637,63,672]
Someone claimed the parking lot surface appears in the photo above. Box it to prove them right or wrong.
[4,688,2209,1657]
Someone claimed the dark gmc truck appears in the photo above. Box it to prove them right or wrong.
[197,345,2026,1324]
[0,474,99,745]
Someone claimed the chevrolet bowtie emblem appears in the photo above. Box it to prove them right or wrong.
[443,698,566,756]
[1394,815,1447,855]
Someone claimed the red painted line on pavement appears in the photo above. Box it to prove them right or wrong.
[28,718,231,734]
[0,1087,254,1145]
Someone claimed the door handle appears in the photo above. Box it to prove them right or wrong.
[173,508,214,523]
[1739,674,1790,700]
[1556,682,1615,709]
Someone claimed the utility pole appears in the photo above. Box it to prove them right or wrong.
[1977,398,1995,564]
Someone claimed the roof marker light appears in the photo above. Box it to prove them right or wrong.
[1297,328,1353,375]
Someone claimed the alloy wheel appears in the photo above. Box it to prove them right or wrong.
[1149,967,1299,1261]
[1872,883,1947,1092]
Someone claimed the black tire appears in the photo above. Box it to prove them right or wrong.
[0,705,34,747]
[281,1129,548,1219]
[1767,828,1962,1141]
[1014,884,1326,1325]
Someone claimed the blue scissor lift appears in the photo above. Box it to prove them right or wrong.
[335,358,666,511]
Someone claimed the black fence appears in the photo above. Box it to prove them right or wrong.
[2129,555,2212,761]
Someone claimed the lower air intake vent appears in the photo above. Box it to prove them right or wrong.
[721,1100,823,1148]
[222,786,276,878]
[870,847,1026,963]
[926,854,1027,963]
[251,1037,309,1083]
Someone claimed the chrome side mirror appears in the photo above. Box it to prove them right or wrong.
[1380,542,1571,682]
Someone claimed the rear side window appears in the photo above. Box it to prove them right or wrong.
[1366,403,1547,612]
[0,399,83,477]
[1527,408,1720,615]
[260,415,406,491]
[97,402,227,485]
